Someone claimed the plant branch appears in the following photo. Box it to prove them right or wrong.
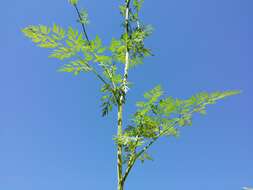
[122,124,175,183]
[74,4,90,45]
[73,5,119,101]
[73,5,107,84]
[122,134,140,183]
[103,66,120,105]
[122,103,210,182]
[76,55,108,85]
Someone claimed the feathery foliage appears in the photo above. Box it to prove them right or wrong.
[21,0,240,189]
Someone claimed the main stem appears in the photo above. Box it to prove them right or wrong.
[117,0,130,190]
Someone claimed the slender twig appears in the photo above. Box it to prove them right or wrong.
[73,4,90,45]
[73,4,120,102]
[122,134,140,183]
[90,66,108,85]
[73,4,107,84]
[122,123,175,183]
[122,103,209,182]
[76,55,108,85]
[98,60,120,104]
[104,67,117,90]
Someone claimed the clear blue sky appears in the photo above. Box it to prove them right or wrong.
[0,0,252,189]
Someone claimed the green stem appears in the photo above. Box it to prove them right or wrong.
[76,55,109,86]
[117,103,124,190]
[117,1,131,190]
[73,4,91,45]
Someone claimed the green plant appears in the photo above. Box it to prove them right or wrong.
[22,0,240,189]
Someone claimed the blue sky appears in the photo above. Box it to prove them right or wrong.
[0,0,252,189]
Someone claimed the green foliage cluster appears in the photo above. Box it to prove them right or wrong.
[117,86,240,164]
[22,0,153,116]
[23,24,90,74]
[21,0,240,189]
[119,0,153,67]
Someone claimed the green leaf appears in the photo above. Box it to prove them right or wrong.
[143,152,153,161]
[22,24,87,61]
[109,38,125,63]
[144,85,163,103]
[97,47,106,54]
[49,46,74,60]
[22,25,62,48]
[94,35,102,49]
[58,59,91,75]
[83,52,93,62]
[68,0,78,5]
[133,0,145,11]
[67,27,78,41]
[95,55,112,65]
[78,9,90,25]
[100,83,117,117]
[139,152,153,163]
